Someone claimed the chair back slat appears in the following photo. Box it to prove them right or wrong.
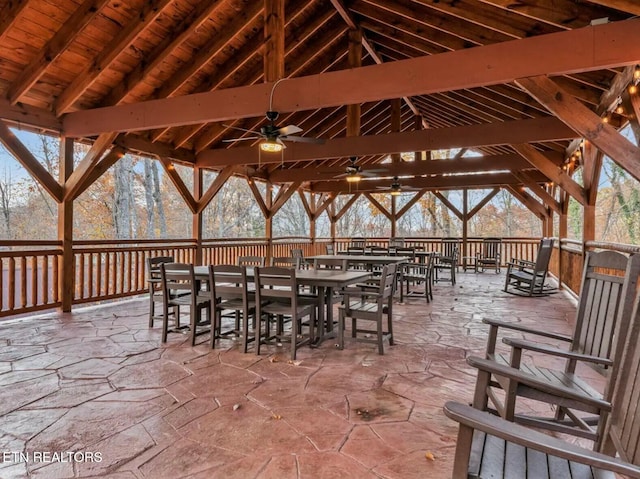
[482,238,501,259]
[255,266,297,302]
[314,257,347,270]
[161,263,197,294]
[606,283,640,464]
[238,255,265,267]
[573,251,640,363]
[533,238,554,274]
[212,264,248,301]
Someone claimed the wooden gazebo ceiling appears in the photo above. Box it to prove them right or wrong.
[1,0,639,193]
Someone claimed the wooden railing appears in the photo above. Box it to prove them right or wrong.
[73,239,196,304]
[2,236,638,318]
[0,240,62,317]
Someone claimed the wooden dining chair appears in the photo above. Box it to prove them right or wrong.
[271,256,300,268]
[338,263,397,355]
[254,266,316,360]
[444,285,640,478]
[434,239,459,285]
[147,255,175,327]
[475,250,640,447]
[237,255,265,267]
[475,237,502,273]
[160,263,212,346]
[211,264,257,352]
[399,252,434,303]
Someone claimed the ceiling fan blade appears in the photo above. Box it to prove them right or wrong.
[278,125,303,136]
[222,124,261,135]
[222,136,261,142]
[276,137,287,149]
[280,135,325,144]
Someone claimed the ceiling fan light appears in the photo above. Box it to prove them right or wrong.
[346,175,361,183]
[260,139,283,152]
[390,190,401,196]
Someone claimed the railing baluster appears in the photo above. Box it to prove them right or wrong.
[20,256,27,308]
[31,256,38,307]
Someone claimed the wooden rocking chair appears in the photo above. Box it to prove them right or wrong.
[504,238,554,296]
[477,250,640,447]
[444,284,640,478]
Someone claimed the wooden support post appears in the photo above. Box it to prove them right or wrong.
[391,98,401,163]
[309,193,316,246]
[347,28,362,138]
[264,0,284,82]
[193,167,203,265]
[391,195,397,238]
[58,137,74,312]
[462,189,468,261]
[559,191,569,290]
[330,201,336,249]
[413,114,423,161]
[266,183,273,261]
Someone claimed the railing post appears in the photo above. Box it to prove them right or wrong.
[266,183,273,262]
[58,137,74,312]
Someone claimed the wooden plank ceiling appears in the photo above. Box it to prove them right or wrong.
[0,0,638,195]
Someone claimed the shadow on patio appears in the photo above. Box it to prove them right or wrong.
[0,272,581,479]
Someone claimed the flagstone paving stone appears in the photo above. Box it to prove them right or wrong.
[0,272,588,478]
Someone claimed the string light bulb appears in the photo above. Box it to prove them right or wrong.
[630,85,638,94]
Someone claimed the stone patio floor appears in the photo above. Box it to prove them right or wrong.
[0,271,589,479]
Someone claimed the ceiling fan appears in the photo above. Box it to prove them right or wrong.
[222,79,324,152]
[376,176,420,195]
[223,111,324,152]
[334,157,386,183]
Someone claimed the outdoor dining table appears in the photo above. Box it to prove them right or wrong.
[308,254,411,267]
[194,266,371,346]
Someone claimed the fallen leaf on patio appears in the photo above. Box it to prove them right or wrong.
[233,404,241,411]
[269,357,279,363]
[425,451,435,461]
[271,413,282,420]
[287,359,302,366]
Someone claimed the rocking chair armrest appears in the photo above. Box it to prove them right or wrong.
[467,356,611,409]
[443,401,638,477]
[482,318,572,342]
[502,338,614,367]
[506,259,535,271]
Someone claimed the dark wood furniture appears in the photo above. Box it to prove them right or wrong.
[476,237,502,273]
[147,255,175,327]
[338,263,397,354]
[504,238,554,296]
[399,252,434,303]
[477,250,640,447]
[434,238,459,285]
[210,265,257,352]
[254,266,316,360]
[160,262,212,346]
[237,255,265,267]
[444,286,640,478]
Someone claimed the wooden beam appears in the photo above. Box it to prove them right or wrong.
[506,185,548,219]
[270,151,559,183]
[584,0,640,15]
[198,117,575,167]
[248,179,269,218]
[0,121,63,202]
[64,132,118,201]
[334,193,361,221]
[103,1,223,107]
[364,193,391,219]
[467,188,500,218]
[512,171,562,214]
[0,0,29,44]
[298,190,312,218]
[312,170,549,193]
[433,191,463,220]
[596,65,636,116]
[196,166,236,214]
[270,181,302,217]
[346,27,362,137]
[0,99,62,133]
[58,137,74,312]
[516,76,640,183]
[55,0,173,115]
[315,194,335,218]
[581,140,603,206]
[157,156,197,214]
[8,0,110,105]
[63,18,640,136]
[72,146,126,200]
[396,189,427,218]
[512,143,586,205]
[264,0,285,82]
